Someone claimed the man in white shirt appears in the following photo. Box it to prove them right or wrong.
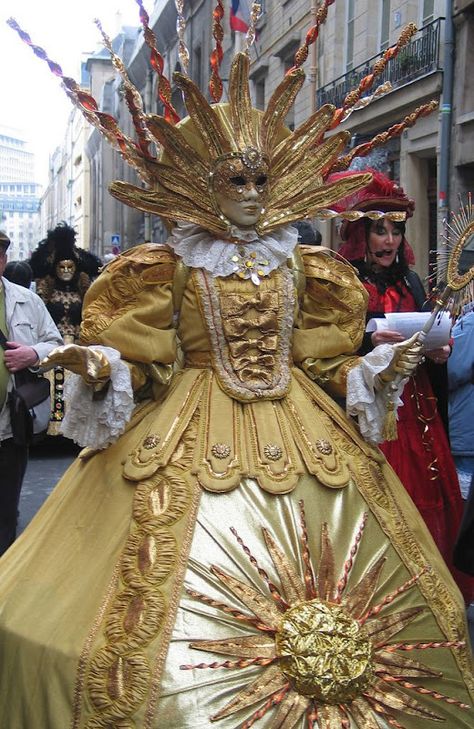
[0,231,63,555]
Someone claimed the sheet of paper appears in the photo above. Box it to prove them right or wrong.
[366,311,452,350]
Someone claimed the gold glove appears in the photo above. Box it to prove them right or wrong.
[40,344,111,388]
[375,333,424,391]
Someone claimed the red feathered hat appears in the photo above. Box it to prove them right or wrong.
[329,170,416,264]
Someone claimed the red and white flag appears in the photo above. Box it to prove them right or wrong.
[230,0,251,34]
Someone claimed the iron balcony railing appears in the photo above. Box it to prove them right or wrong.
[317,18,444,109]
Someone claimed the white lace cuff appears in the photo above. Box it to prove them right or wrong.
[60,346,134,449]
[346,344,407,445]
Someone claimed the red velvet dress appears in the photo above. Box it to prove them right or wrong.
[364,279,473,603]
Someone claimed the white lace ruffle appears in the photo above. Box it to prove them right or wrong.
[346,344,407,445]
[167,221,298,281]
[60,346,134,449]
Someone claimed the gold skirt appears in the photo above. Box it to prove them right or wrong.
[0,378,472,728]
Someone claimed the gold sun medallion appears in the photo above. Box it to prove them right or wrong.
[182,502,469,727]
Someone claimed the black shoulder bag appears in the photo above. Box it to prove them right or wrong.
[0,328,51,446]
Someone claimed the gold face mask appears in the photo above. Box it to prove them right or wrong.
[210,148,270,230]
[56,259,77,282]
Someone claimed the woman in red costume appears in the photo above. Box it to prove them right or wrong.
[336,171,473,603]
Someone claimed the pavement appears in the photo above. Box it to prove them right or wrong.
[18,436,78,534]
[17,437,474,649]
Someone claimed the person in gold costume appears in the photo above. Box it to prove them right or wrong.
[1,11,473,729]
[29,223,102,430]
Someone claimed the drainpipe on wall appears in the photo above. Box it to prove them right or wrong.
[438,0,454,234]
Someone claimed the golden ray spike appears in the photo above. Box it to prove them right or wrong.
[336,512,369,600]
[279,129,351,187]
[368,680,445,720]
[268,690,308,728]
[349,697,385,728]
[189,634,276,659]
[260,69,306,155]
[339,707,351,729]
[228,54,256,150]
[271,104,336,176]
[271,132,351,203]
[317,703,346,728]
[262,528,306,604]
[210,565,283,628]
[108,182,228,235]
[343,556,386,618]
[145,162,210,200]
[174,73,232,159]
[145,115,209,177]
[360,570,425,624]
[363,697,405,729]
[260,173,373,233]
[242,686,290,729]
[271,171,373,213]
[317,522,337,602]
[366,606,425,645]
[375,649,441,678]
[211,663,288,720]
[230,528,289,610]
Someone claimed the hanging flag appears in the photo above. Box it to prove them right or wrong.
[230,0,251,34]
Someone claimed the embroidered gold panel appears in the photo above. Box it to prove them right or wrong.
[192,268,295,401]
[120,366,379,493]
[71,464,202,729]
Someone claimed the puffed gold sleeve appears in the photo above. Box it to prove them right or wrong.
[292,247,368,398]
[79,244,178,395]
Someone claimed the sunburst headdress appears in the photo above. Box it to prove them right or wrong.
[7,1,438,238]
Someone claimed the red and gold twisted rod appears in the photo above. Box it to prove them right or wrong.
[380,675,471,709]
[307,705,318,728]
[94,19,152,159]
[185,586,262,627]
[298,500,317,599]
[288,0,336,72]
[180,655,275,670]
[209,0,225,102]
[335,512,368,600]
[7,18,144,173]
[135,0,180,124]
[384,640,466,652]
[330,23,417,128]
[330,100,438,173]
[175,0,190,75]
[244,2,261,53]
[359,569,425,625]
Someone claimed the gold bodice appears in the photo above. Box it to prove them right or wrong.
[79,243,375,495]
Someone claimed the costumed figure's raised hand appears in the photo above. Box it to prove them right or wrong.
[374,332,424,390]
[40,344,111,389]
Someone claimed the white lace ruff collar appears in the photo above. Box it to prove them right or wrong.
[167,221,299,285]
